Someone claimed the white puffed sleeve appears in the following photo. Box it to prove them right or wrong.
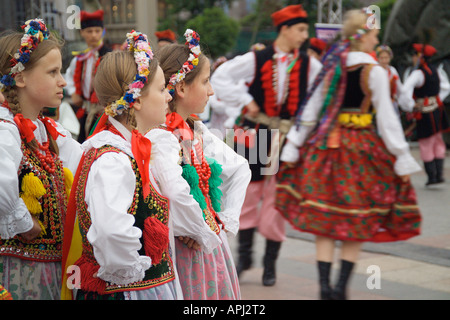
[370,65,422,176]
[398,69,424,112]
[146,129,222,254]
[54,121,83,175]
[280,81,325,163]
[0,119,33,239]
[85,152,151,285]
[201,122,251,237]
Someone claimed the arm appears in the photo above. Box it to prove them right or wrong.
[438,64,450,102]
[64,57,77,97]
[0,122,34,239]
[202,123,251,237]
[370,66,422,176]
[146,129,222,254]
[211,53,256,108]
[398,70,424,112]
[85,152,151,285]
[54,121,83,175]
[280,81,325,163]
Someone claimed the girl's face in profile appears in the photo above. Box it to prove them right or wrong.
[183,59,214,115]
[138,65,172,130]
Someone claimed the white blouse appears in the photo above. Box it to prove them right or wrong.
[81,117,156,285]
[146,121,251,254]
[0,106,82,239]
[281,51,422,177]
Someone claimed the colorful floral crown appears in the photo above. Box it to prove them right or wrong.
[166,29,201,96]
[105,30,154,117]
[0,19,50,92]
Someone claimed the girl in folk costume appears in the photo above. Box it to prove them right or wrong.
[147,29,251,300]
[0,19,82,299]
[399,44,450,186]
[61,31,182,300]
[65,10,112,142]
[211,4,322,286]
[376,45,403,114]
[277,10,422,300]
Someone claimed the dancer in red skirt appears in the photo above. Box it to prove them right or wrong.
[276,10,422,300]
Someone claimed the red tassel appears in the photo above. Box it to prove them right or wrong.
[142,217,169,266]
[74,256,106,294]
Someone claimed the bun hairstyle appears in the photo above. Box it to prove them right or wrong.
[0,26,64,154]
[341,9,371,51]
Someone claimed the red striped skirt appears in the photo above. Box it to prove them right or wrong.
[276,126,421,242]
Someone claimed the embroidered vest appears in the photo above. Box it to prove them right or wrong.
[75,145,175,294]
[414,65,440,99]
[341,64,375,113]
[248,45,310,119]
[0,129,67,262]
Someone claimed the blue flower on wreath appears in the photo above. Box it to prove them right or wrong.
[123,92,135,103]
[17,52,31,64]
[1,75,15,87]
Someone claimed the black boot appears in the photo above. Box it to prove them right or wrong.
[317,261,332,300]
[236,228,255,278]
[331,260,354,300]
[435,158,445,183]
[424,161,439,186]
[262,240,281,286]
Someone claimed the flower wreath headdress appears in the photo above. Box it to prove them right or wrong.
[0,19,50,92]
[166,29,201,96]
[105,30,154,117]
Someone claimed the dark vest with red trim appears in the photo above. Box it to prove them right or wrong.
[413,66,449,139]
[74,145,175,296]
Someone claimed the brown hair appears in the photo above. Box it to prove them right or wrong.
[157,43,209,128]
[94,50,159,128]
[0,30,64,154]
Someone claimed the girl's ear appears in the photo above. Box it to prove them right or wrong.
[133,97,142,111]
[175,81,186,98]
[14,73,26,88]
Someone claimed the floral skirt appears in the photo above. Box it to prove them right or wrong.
[276,127,421,242]
[0,256,61,300]
[175,231,241,300]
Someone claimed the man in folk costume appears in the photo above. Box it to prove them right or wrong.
[399,43,450,186]
[155,29,177,48]
[65,10,111,143]
[212,4,322,286]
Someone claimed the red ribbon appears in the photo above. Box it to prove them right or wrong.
[14,114,37,143]
[41,117,66,141]
[131,130,152,199]
[165,112,193,141]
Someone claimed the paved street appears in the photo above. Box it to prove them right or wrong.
[229,144,450,300]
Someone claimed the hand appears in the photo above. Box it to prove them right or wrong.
[71,93,84,108]
[245,100,260,118]
[178,236,201,250]
[283,161,297,169]
[400,175,410,183]
[20,217,42,241]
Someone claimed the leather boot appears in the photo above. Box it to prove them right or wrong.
[424,161,438,186]
[317,261,332,300]
[331,259,354,300]
[435,158,445,183]
[236,228,255,278]
[262,240,281,286]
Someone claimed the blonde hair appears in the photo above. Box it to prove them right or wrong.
[94,50,159,128]
[0,30,64,154]
[158,43,209,128]
[341,10,370,51]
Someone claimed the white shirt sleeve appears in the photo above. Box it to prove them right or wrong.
[438,64,450,102]
[308,56,323,90]
[54,121,83,175]
[280,81,325,163]
[201,122,251,237]
[370,66,422,176]
[146,129,222,254]
[211,52,256,107]
[85,152,151,286]
[64,57,77,97]
[398,69,425,112]
[0,121,34,239]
